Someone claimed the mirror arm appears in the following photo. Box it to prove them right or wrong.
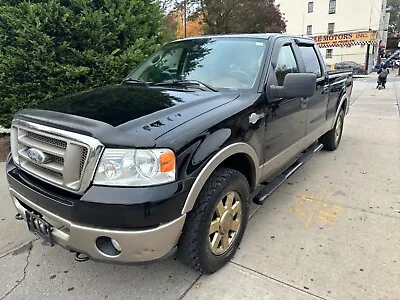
[269,85,285,99]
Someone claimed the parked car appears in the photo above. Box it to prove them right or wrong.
[335,61,365,75]
[6,34,353,274]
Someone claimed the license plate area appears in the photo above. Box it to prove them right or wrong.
[25,211,55,246]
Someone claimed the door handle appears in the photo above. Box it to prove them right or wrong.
[300,97,309,104]
[300,97,308,109]
[249,113,265,125]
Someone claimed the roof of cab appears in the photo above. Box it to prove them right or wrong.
[173,33,315,44]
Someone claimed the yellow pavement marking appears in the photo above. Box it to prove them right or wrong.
[304,186,329,230]
[289,186,343,229]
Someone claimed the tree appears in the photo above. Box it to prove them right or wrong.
[183,17,204,38]
[197,0,286,34]
[0,0,168,126]
[387,0,400,37]
[175,14,204,38]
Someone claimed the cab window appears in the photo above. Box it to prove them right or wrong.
[299,46,322,77]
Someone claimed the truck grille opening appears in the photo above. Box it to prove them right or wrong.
[27,132,67,149]
[10,123,97,193]
[79,147,88,178]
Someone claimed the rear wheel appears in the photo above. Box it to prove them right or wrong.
[178,168,250,274]
[319,109,345,151]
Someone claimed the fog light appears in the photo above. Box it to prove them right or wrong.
[111,239,122,252]
[96,236,121,257]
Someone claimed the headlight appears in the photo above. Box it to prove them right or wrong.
[93,148,176,186]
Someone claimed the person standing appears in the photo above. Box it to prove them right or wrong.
[377,65,389,89]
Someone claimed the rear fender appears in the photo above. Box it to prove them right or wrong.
[331,92,348,129]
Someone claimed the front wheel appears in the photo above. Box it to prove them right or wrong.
[319,109,345,151]
[178,168,250,274]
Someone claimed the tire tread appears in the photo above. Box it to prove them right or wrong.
[178,167,249,274]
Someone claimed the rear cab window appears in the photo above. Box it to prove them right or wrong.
[298,45,323,77]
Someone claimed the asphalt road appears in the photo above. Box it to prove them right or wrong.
[0,76,399,300]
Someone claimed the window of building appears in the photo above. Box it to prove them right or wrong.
[308,1,314,13]
[275,45,299,86]
[328,23,335,34]
[326,49,333,59]
[299,46,322,77]
[329,0,336,14]
[307,25,313,35]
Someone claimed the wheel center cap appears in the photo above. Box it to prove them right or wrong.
[220,211,233,234]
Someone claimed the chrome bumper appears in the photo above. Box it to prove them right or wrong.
[9,188,186,263]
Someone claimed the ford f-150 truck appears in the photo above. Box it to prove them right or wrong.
[6,34,352,274]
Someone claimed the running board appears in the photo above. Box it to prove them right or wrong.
[253,143,323,205]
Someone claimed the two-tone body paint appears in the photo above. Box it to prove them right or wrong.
[8,34,352,231]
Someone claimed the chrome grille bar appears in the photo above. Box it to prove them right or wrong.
[10,119,104,194]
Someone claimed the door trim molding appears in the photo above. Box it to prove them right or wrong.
[259,121,330,182]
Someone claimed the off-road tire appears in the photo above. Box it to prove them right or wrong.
[178,167,250,274]
[319,109,345,151]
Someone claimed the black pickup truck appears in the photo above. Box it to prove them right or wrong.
[6,34,352,274]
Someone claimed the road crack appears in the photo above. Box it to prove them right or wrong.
[178,273,202,300]
[0,242,32,300]
[0,239,38,260]
[230,261,328,300]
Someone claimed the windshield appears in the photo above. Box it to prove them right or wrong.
[126,38,268,90]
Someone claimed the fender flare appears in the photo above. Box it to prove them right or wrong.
[181,142,259,215]
[331,92,348,129]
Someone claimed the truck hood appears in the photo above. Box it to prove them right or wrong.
[16,85,239,147]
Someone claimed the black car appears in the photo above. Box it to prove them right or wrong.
[6,34,353,274]
[335,61,365,74]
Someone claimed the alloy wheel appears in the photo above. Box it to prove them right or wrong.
[209,191,242,256]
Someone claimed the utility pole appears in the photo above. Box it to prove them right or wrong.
[365,43,371,74]
[184,0,187,38]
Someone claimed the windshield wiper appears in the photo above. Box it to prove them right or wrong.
[123,78,149,87]
[153,80,218,92]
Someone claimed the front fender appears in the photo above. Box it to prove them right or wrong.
[181,142,259,214]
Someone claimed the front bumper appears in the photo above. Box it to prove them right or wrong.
[10,187,186,263]
[6,158,193,229]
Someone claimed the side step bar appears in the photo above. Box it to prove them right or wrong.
[253,143,323,205]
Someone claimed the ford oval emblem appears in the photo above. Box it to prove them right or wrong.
[26,148,47,164]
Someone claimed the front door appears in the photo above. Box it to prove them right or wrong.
[263,39,307,178]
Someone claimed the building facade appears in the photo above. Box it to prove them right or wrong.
[276,0,389,72]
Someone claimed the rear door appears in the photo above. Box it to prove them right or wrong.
[297,44,329,134]
[263,39,307,171]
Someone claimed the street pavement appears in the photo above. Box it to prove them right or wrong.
[0,76,399,300]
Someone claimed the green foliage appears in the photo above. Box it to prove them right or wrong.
[0,0,167,127]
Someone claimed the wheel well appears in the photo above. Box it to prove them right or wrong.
[220,153,256,192]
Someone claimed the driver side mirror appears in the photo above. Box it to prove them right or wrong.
[269,73,317,99]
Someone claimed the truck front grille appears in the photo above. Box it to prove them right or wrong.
[10,120,104,194]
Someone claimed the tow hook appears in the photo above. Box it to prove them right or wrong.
[15,213,23,220]
[75,252,90,262]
